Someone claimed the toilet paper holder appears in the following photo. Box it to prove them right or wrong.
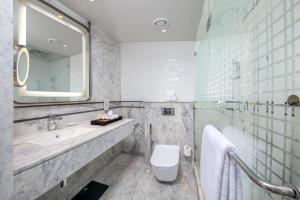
[183,146,192,157]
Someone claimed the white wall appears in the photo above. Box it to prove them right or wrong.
[121,42,196,102]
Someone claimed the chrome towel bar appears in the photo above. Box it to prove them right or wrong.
[228,150,299,199]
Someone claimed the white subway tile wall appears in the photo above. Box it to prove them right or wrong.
[121,42,196,102]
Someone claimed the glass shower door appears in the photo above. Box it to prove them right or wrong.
[194,0,300,199]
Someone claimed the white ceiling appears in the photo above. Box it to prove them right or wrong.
[58,0,203,42]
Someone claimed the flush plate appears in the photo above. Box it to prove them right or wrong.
[161,107,175,116]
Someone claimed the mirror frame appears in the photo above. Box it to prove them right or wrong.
[14,0,91,104]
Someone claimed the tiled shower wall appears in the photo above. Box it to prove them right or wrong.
[195,0,300,199]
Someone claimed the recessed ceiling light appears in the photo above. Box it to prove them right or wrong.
[89,0,95,2]
[153,18,168,32]
[48,38,61,46]
[48,38,68,48]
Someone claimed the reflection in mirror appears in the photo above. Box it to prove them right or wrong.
[14,0,90,103]
[18,50,29,81]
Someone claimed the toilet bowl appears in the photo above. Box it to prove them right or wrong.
[150,144,179,182]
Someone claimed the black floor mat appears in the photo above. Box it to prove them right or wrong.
[72,181,109,200]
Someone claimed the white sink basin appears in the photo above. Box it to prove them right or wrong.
[28,126,96,146]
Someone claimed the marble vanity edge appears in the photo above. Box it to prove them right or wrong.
[14,119,133,175]
[14,121,134,200]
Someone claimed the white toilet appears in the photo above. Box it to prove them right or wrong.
[150,144,179,182]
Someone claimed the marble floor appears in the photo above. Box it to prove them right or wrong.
[94,153,199,200]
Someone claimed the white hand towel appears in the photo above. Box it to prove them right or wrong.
[200,125,243,200]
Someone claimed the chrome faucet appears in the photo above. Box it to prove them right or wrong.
[48,114,63,131]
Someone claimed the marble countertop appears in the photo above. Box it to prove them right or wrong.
[13,119,133,175]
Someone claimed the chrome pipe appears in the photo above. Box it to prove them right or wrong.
[228,150,299,199]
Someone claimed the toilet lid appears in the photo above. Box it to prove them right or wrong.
[150,145,179,168]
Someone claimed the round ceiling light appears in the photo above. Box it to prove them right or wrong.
[48,38,68,48]
[48,38,62,46]
[153,18,168,32]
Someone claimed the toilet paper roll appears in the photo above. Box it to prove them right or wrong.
[183,145,192,157]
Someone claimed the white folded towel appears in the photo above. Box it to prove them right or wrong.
[165,90,177,101]
[200,125,243,200]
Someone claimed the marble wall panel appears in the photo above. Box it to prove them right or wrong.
[0,0,14,199]
[37,143,122,200]
[144,102,194,167]
[90,26,121,102]
[120,102,146,154]
[119,102,195,163]
[14,102,121,138]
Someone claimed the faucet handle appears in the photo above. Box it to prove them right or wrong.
[48,120,57,130]
[47,114,63,131]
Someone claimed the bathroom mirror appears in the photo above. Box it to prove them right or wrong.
[14,0,90,103]
[14,45,30,87]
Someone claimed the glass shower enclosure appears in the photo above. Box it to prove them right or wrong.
[194,0,300,199]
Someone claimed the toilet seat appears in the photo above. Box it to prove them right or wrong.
[150,145,180,182]
[150,145,179,168]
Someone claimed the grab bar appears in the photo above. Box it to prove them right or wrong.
[228,150,299,199]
